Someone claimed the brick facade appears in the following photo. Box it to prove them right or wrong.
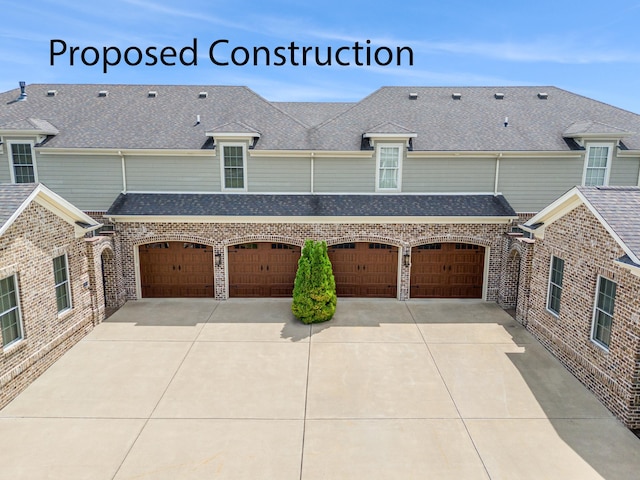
[0,202,110,409]
[112,220,511,301]
[525,204,640,428]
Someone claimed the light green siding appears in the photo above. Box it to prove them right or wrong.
[0,144,12,183]
[125,155,219,192]
[403,157,496,192]
[37,154,123,211]
[610,156,640,186]
[498,157,584,212]
[314,157,375,192]
[248,157,311,192]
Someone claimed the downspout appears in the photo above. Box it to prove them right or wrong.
[494,152,502,195]
[119,150,127,192]
[310,151,315,194]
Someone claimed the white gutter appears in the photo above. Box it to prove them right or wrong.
[119,150,127,193]
[310,151,314,194]
[494,153,502,194]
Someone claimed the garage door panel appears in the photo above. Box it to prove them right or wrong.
[411,243,484,299]
[328,243,398,298]
[140,242,214,298]
[228,243,300,298]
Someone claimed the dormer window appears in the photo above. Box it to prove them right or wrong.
[220,143,247,191]
[583,143,612,186]
[376,144,402,191]
[9,142,37,183]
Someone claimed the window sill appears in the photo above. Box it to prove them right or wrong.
[545,308,560,319]
[590,338,610,353]
[57,307,74,321]
[2,338,26,356]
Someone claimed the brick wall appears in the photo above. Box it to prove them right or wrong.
[0,202,105,409]
[526,204,640,428]
[112,221,510,301]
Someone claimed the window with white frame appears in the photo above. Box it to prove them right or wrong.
[376,144,402,191]
[9,142,36,183]
[0,275,23,348]
[53,254,71,314]
[546,256,564,316]
[221,144,246,190]
[583,144,612,186]
[591,276,616,349]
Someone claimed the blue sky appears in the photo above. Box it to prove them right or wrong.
[2,0,640,113]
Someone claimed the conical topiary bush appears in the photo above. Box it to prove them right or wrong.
[291,240,337,324]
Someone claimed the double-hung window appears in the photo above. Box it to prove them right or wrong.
[221,144,247,191]
[376,144,402,191]
[0,275,23,348]
[546,256,564,316]
[583,144,612,186]
[53,254,72,314]
[591,276,616,349]
[9,142,37,183]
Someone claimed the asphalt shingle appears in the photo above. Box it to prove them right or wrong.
[2,84,639,152]
[577,186,640,262]
[0,183,38,231]
[106,193,517,218]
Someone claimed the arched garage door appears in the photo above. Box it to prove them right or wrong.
[328,242,398,298]
[139,242,214,297]
[410,243,485,298]
[228,242,301,297]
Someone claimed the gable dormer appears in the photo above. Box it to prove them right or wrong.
[563,120,635,186]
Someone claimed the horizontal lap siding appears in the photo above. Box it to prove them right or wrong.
[125,155,219,192]
[37,154,123,211]
[498,157,584,213]
[609,156,640,186]
[313,157,375,192]
[403,157,495,192]
[247,157,311,192]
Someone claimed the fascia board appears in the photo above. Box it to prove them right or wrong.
[106,215,515,224]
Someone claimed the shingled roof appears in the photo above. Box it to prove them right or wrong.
[106,193,517,219]
[0,183,38,231]
[577,186,640,264]
[1,84,639,151]
[524,186,640,267]
[0,183,101,237]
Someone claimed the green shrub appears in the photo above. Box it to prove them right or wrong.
[292,240,337,324]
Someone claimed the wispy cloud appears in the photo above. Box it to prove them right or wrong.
[120,0,259,33]
[301,28,640,65]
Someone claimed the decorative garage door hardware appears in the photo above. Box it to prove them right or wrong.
[139,242,214,298]
[410,243,484,298]
[328,243,398,298]
[228,243,301,297]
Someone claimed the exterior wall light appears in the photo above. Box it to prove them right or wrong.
[215,252,222,267]
[403,253,411,267]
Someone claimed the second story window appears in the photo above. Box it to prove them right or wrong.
[9,143,36,183]
[583,144,612,186]
[221,144,247,191]
[376,144,402,191]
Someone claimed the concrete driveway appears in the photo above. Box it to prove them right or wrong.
[1,298,639,479]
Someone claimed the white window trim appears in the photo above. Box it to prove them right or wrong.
[375,143,403,192]
[7,140,38,184]
[582,142,613,187]
[1,274,24,351]
[219,142,248,192]
[590,275,616,351]
[54,253,73,316]
[546,255,563,317]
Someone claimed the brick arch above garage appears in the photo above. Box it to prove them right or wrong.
[112,221,511,301]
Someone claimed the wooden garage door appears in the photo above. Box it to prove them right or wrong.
[139,242,214,298]
[410,243,485,298]
[328,243,398,298]
[228,243,301,297]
